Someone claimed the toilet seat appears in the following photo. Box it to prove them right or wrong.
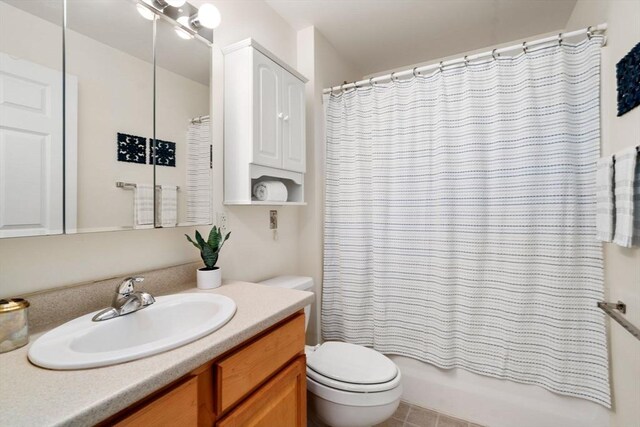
[306,342,402,393]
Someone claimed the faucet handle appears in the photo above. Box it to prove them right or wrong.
[116,277,144,296]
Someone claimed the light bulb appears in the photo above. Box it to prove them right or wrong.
[175,17,194,39]
[197,3,221,29]
[165,0,186,7]
[136,3,156,20]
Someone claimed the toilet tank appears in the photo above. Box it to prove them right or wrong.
[258,276,314,331]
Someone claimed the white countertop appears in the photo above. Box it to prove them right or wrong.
[0,281,314,427]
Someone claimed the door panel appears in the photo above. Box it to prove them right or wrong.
[217,357,306,427]
[0,53,63,237]
[281,73,305,173]
[252,50,281,169]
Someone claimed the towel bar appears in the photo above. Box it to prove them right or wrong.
[598,301,640,340]
[116,181,180,190]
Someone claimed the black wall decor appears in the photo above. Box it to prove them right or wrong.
[617,42,640,117]
[117,133,146,164]
[151,139,176,167]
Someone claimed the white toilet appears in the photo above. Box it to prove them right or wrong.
[259,276,402,427]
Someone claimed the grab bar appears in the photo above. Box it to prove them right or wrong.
[598,301,640,340]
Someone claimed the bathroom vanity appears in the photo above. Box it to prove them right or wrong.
[0,277,313,426]
[110,312,306,426]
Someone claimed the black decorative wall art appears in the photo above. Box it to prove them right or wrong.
[151,139,176,167]
[617,42,640,116]
[117,133,146,164]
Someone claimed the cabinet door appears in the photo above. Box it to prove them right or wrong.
[252,50,282,169]
[281,72,306,173]
[216,357,306,427]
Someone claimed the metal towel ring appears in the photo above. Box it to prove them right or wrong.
[491,48,498,60]
[522,41,528,54]
[558,32,563,46]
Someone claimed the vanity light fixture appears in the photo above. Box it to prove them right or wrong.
[175,17,195,40]
[135,0,216,44]
[190,3,221,29]
[136,3,156,20]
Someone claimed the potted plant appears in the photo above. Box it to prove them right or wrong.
[186,226,231,289]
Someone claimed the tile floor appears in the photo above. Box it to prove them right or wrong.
[374,401,485,427]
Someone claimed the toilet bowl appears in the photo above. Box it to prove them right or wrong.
[259,276,402,427]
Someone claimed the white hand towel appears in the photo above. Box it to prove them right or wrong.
[134,184,154,228]
[157,185,178,228]
[634,149,640,246]
[613,147,637,247]
[595,156,615,242]
[253,181,288,202]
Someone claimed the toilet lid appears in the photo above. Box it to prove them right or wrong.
[307,342,398,385]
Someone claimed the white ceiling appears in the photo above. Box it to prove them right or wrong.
[266,0,578,75]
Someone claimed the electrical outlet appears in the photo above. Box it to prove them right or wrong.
[270,210,278,230]
[216,212,228,230]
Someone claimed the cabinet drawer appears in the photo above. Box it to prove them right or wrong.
[216,313,305,413]
[115,376,198,427]
[216,356,306,427]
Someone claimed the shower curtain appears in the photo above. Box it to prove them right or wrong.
[323,38,610,406]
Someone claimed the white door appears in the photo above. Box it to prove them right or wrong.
[252,50,282,169]
[281,72,305,173]
[0,53,63,237]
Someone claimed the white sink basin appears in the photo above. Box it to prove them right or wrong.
[28,293,236,370]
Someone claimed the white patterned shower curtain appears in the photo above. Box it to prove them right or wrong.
[322,38,610,406]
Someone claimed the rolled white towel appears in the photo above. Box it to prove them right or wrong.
[253,181,288,202]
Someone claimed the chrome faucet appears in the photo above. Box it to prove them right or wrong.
[92,277,156,321]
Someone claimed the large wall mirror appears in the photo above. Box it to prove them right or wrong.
[0,0,213,238]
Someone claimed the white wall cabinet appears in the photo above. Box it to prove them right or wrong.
[223,39,307,205]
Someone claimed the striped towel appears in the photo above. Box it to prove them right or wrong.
[156,185,178,227]
[134,184,154,228]
[596,156,615,242]
[634,150,640,246]
[613,147,637,247]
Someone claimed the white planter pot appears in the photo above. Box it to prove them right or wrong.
[197,267,222,289]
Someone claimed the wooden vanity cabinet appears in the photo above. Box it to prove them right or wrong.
[107,312,306,427]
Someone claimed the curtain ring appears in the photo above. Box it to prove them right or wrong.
[522,41,528,54]
[586,25,593,40]
[369,77,377,87]
[390,72,396,82]
[491,48,498,60]
[464,55,469,67]
[412,67,419,78]
[439,61,444,73]
[353,81,359,89]
[558,32,563,46]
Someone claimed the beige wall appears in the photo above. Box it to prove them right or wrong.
[0,0,302,297]
[566,2,640,426]
[297,27,362,344]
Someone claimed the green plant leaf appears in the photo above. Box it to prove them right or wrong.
[185,234,201,250]
[195,230,206,249]
[201,244,218,269]
[208,226,221,250]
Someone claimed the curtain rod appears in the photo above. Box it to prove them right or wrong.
[323,23,607,95]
